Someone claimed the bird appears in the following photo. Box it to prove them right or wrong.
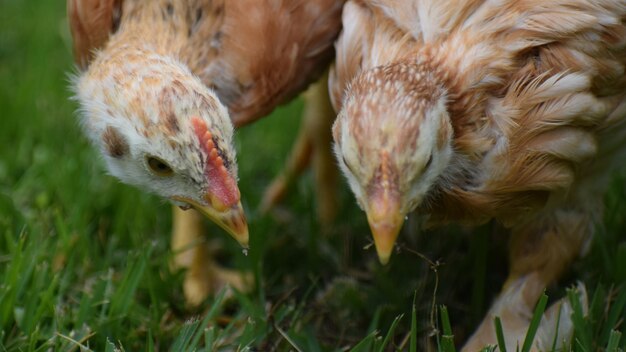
[330,0,626,349]
[68,0,343,305]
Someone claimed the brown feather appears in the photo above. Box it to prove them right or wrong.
[69,0,344,127]
[68,0,122,68]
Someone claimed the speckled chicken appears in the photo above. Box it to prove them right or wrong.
[69,0,343,305]
[330,0,626,349]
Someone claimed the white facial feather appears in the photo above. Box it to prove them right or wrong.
[72,46,236,206]
[334,67,453,215]
[403,98,453,210]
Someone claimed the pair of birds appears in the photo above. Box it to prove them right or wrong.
[69,0,626,350]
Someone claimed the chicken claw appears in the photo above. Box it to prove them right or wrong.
[171,206,253,306]
[463,278,588,352]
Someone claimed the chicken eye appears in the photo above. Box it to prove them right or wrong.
[147,156,174,176]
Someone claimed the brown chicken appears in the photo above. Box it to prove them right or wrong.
[68,0,343,305]
[330,0,626,349]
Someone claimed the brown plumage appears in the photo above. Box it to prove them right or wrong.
[69,0,343,304]
[69,0,343,126]
[331,0,626,349]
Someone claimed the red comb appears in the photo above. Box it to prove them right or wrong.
[191,117,240,209]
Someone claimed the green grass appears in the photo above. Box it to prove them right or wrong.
[1,1,625,351]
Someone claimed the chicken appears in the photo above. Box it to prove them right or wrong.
[330,0,626,349]
[69,0,343,304]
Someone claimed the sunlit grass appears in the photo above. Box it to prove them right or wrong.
[1,0,624,351]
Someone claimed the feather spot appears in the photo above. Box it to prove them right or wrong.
[102,126,128,158]
[214,5,223,16]
[164,112,180,133]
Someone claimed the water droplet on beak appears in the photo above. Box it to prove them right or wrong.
[242,248,248,256]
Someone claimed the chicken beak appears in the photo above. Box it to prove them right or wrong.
[171,196,249,248]
[365,192,404,265]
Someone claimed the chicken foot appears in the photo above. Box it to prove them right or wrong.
[259,73,338,225]
[462,208,593,351]
[171,206,253,306]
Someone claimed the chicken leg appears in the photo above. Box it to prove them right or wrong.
[259,73,338,225]
[171,206,252,306]
[462,207,593,351]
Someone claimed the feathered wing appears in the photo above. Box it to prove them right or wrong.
[367,0,486,41]
[329,1,373,111]
[67,0,121,69]
[423,0,626,224]
[200,0,345,126]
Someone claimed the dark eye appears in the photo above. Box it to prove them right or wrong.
[147,156,174,176]
[424,154,433,169]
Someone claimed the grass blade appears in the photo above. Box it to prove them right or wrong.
[521,293,548,352]
[104,339,116,352]
[588,283,606,340]
[549,301,563,352]
[440,306,456,352]
[377,314,404,352]
[171,318,201,351]
[605,330,621,352]
[601,287,626,345]
[108,249,151,318]
[147,330,155,352]
[350,331,377,352]
[494,317,507,352]
[410,298,418,352]
[366,308,382,335]
[568,288,592,351]
[204,327,216,352]
[275,324,304,352]
[189,288,227,349]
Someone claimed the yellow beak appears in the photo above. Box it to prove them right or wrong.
[365,194,405,265]
[171,196,249,248]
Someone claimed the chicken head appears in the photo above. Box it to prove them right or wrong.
[333,62,453,264]
[73,47,248,247]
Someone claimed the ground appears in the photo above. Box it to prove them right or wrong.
[0,1,625,351]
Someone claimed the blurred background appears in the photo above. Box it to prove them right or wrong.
[1,1,625,351]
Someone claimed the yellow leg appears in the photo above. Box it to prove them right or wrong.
[258,116,313,216]
[259,72,338,225]
[182,239,253,306]
[309,74,339,225]
[171,206,253,306]
[462,208,592,351]
[171,206,204,270]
